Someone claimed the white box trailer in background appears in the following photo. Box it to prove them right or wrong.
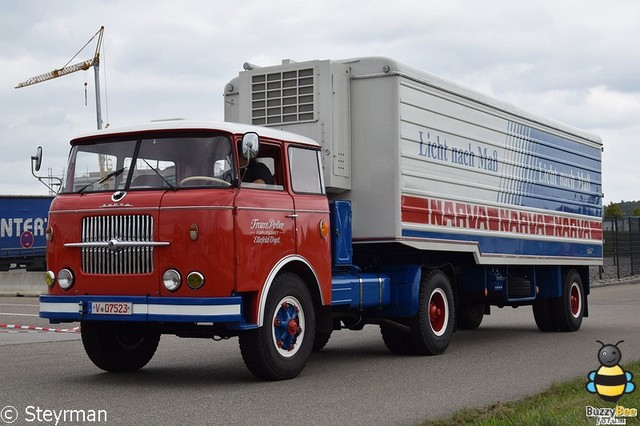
[225,56,603,332]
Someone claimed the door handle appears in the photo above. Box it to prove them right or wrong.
[286,213,299,219]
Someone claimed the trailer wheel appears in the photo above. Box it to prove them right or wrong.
[239,273,315,380]
[81,321,160,372]
[532,298,558,332]
[409,269,455,355]
[553,269,584,332]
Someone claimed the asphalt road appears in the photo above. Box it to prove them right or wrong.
[0,282,639,425]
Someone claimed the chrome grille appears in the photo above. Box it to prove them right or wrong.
[81,215,154,274]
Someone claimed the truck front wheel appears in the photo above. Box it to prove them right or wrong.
[81,321,160,372]
[312,331,332,352]
[409,269,455,355]
[239,273,315,380]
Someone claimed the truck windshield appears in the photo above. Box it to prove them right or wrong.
[62,134,234,193]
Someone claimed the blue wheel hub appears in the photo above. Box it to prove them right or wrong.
[273,301,302,352]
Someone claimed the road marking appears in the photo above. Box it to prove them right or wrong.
[0,323,80,333]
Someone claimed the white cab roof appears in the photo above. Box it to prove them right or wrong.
[70,120,320,147]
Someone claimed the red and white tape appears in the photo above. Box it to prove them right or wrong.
[0,323,80,333]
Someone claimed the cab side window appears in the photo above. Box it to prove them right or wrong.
[289,147,324,194]
[241,143,284,190]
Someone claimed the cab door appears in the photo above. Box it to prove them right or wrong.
[234,143,296,294]
[287,146,332,304]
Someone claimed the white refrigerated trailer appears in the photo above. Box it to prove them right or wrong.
[225,56,603,335]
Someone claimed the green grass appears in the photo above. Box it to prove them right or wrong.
[423,361,639,425]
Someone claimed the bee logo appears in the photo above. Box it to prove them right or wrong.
[586,340,635,403]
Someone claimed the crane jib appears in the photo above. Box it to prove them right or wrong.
[15,59,97,89]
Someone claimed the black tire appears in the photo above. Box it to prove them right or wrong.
[239,273,315,380]
[553,269,584,332]
[380,322,413,355]
[457,299,484,330]
[533,297,558,332]
[408,269,455,355]
[312,331,332,352]
[81,321,160,372]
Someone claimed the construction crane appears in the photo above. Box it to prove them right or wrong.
[15,26,105,130]
[17,26,111,187]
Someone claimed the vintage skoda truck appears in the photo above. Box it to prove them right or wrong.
[38,57,602,380]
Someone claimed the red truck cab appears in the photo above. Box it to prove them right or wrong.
[40,121,331,379]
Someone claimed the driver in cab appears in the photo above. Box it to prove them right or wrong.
[240,155,273,185]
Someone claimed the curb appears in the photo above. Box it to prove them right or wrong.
[0,291,45,297]
[0,270,47,297]
[591,276,640,288]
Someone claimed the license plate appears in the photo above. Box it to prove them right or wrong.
[90,302,133,315]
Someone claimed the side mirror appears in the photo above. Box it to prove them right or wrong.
[30,146,61,194]
[32,146,43,172]
[241,132,260,161]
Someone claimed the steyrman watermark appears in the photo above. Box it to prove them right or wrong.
[1,405,107,425]
[0,406,18,424]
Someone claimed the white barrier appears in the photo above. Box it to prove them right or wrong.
[0,270,46,296]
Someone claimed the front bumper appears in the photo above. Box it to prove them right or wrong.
[40,295,245,326]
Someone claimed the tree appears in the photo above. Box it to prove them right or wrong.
[633,206,640,216]
[604,202,623,218]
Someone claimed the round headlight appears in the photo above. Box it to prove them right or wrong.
[57,269,74,290]
[45,271,55,287]
[186,271,205,290]
[163,269,181,292]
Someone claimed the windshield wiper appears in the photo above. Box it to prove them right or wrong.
[141,159,176,190]
[78,167,126,194]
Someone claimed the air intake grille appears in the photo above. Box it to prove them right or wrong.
[81,215,154,274]
[251,68,315,125]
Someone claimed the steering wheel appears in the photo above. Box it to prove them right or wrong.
[179,176,231,187]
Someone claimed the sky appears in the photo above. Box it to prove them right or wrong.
[1,0,639,204]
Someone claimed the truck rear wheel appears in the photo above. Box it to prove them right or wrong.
[553,269,584,332]
[380,322,413,355]
[408,269,455,355]
[239,273,315,380]
[81,321,160,372]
